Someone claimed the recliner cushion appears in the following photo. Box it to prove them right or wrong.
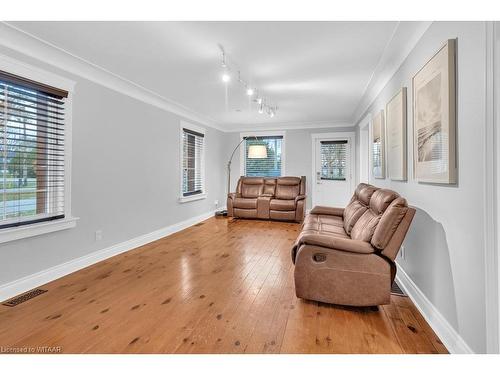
[241,178,264,198]
[369,189,399,214]
[270,199,295,211]
[350,210,381,242]
[233,197,258,209]
[275,177,301,199]
[355,184,378,205]
[372,197,408,249]
[343,200,367,235]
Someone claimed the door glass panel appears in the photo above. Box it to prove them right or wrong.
[320,140,347,181]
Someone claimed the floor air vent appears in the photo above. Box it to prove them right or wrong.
[193,222,205,227]
[2,289,48,307]
[391,281,406,297]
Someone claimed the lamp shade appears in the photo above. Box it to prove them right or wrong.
[248,144,267,159]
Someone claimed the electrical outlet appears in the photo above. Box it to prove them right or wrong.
[95,230,103,241]
[214,200,219,207]
[400,245,405,260]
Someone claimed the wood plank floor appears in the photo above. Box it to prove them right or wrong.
[0,217,447,354]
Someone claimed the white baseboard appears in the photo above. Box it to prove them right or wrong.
[395,264,474,354]
[0,210,217,302]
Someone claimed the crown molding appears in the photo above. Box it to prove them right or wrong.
[351,21,433,124]
[0,22,225,132]
[222,119,354,132]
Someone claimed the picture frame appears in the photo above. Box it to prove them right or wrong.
[386,87,407,181]
[372,110,385,179]
[413,39,456,184]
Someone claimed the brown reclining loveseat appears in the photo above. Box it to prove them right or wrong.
[227,176,306,222]
[291,183,415,306]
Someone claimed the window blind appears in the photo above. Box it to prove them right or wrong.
[182,128,204,197]
[0,71,68,229]
[244,135,283,177]
[320,140,347,180]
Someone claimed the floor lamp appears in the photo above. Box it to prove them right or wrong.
[216,136,267,216]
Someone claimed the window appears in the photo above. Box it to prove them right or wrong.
[320,140,347,180]
[1,70,68,229]
[244,135,283,177]
[180,124,205,201]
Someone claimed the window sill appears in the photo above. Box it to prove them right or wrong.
[179,193,207,203]
[0,217,79,244]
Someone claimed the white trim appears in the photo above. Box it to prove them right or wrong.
[484,21,500,353]
[395,264,474,354]
[178,193,207,203]
[179,121,206,203]
[0,217,78,244]
[495,21,500,355]
[358,113,372,184]
[239,130,286,177]
[0,22,224,132]
[0,53,76,92]
[225,120,353,132]
[0,210,216,303]
[0,54,76,242]
[310,132,356,208]
[352,21,432,123]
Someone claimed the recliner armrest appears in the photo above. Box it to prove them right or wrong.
[295,194,306,203]
[309,206,344,217]
[297,234,375,254]
[227,193,241,200]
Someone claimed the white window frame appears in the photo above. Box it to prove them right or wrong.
[179,121,206,203]
[0,54,77,244]
[239,130,286,177]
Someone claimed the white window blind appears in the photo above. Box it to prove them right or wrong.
[320,140,347,180]
[181,127,204,197]
[244,135,283,177]
[0,70,68,229]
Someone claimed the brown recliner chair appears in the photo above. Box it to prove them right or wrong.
[291,183,415,306]
[227,176,306,222]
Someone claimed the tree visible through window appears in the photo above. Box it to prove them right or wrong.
[1,71,67,229]
[244,136,283,177]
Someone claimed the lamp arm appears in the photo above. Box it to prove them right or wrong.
[226,136,259,196]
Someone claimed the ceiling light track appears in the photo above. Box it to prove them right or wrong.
[218,44,278,118]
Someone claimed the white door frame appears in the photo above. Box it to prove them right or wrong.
[358,113,372,184]
[311,132,356,208]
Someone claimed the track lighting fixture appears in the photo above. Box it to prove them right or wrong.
[218,44,278,118]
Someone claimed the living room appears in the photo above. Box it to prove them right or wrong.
[1,1,499,372]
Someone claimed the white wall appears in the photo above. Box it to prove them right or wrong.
[225,126,355,210]
[0,45,227,286]
[354,21,489,353]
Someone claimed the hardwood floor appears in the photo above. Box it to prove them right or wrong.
[0,217,447,354]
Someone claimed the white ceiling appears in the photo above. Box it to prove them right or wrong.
[9,21,402,129]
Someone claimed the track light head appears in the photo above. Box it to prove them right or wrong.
[222,72,230,83]
[246,88,254,96]
[258,103,264,114]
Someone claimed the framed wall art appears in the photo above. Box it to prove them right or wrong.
[386,87,407,181]
[413,39,456,184]
[372,110,385,179]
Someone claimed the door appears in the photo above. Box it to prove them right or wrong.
[312,134,354,208]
